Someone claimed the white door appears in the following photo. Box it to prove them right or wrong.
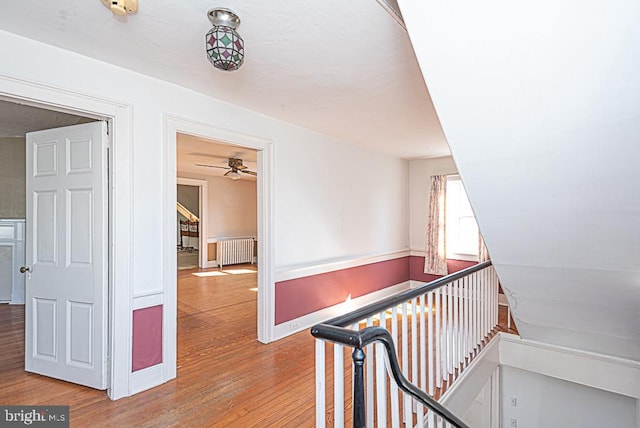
[24,121,108,389]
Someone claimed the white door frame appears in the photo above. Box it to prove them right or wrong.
[176,177,209,268]
[0,74,133,400]
[163,115,275,381]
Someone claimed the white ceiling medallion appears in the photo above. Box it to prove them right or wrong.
[101,0,138,16]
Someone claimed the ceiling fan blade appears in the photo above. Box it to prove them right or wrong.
[241,170,257,176]
[195,163,230,170]
[223,170,232,176]
[189,152,229,160]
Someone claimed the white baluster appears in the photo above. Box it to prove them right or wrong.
[441,287,448,383]
[476,272,481,352]
[315,339,326,428]
[402,303,411,425]
[334,344,344,427]
[447,283,453,376]
[472,273,478,355]
[418,295,426,422]
[491,266,499,326]
[411,298,419,420]
[427,291,434,396]
[453,280,459,379]
[484,268,488,339]
[390,306,400,428]
[376,311,387,428]
[463,276,469,367]
[435,288,441,388]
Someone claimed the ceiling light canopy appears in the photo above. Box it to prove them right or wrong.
[101,0,138,16]
[205,8,245,71]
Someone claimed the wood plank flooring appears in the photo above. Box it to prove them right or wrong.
[0,265,318,427]
[0,266,516,427]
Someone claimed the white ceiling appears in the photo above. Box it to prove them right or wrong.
[0,0,449,159]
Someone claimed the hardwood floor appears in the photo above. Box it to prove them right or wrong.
[0,265,318,427]
[0,266,516,427]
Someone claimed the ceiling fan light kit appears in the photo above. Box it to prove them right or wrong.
[226,171,242,180]
[100,0,138,16]
[205,8,245,71]
[195,157,257,180]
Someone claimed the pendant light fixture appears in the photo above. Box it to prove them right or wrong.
[205,8,245,71]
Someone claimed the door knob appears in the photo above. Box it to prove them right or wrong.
[19,266,31,274]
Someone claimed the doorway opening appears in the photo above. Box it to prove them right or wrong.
[0,98,111,393]
[173,133,261,383]
[176,181,204,270]
[163,117,274,383]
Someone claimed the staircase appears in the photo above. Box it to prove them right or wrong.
[312,261,503,427]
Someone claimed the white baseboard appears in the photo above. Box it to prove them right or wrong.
[273,280,411,340]
[129,363,165,395]
[440,333,500,415]
[203,260,217,268]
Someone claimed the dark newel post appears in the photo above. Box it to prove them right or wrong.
[352,347,366,428]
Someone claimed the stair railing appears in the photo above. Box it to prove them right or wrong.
[311,261,499,427]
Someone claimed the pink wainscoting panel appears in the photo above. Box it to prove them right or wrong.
[132,305,163,372]
[409,256,477,283]
[275,257,410,324]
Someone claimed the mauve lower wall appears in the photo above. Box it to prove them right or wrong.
[275,257,410,324]
[131,257,478,370]
[132,305,163,372]
[409,256,476,283]
[275,256,477,324]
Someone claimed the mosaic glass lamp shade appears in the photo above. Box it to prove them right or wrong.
[205,8,244,71]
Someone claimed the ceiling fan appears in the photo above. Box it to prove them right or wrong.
[195,157,257,180]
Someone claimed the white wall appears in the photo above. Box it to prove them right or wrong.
[177,173,257,240]
[0,28,409,292]
[409,156,457,252]
[0,137,26,219]
[461,370,496,428]
[500,365,637,428]
[0,29,410,394]
[277,131,409,269]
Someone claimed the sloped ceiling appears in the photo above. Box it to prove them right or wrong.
[399,0,640,360]
[0,0,448,159]
[0,100,93,137]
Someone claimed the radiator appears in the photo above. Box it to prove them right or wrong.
[217,238,254,268]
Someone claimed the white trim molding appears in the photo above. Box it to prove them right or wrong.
[275,249,410,283]
[163,115,276,392]
[437,333,640,427]
[499,333,640,399]
[440,332,501,415]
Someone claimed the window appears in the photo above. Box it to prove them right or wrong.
[446,176,479,260]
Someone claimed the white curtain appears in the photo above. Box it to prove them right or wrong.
[424,175,448,275]
[479,232,490,262]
